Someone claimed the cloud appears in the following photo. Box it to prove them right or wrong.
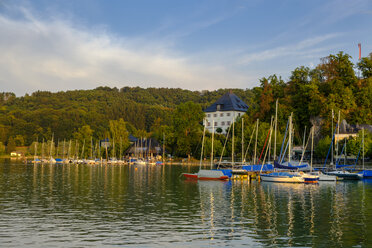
[237,33,342,65]
[0,7,252,96]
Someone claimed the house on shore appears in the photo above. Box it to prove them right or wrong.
[126,136,165,159]
[335,120,372,142]
[203,91,248,134]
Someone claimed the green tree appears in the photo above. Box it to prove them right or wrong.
[315,136,331,158]
[14,135,25,146]
[109,118,130,154]
[6,137,16,153]
[73,125,93,157]
[172,101,204,158]
[357,53,372,78]
[0,142,5,154]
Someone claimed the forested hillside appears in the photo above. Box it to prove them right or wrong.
[0,52,371,158]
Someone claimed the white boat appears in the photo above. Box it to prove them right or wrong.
[197,169,228,180]
[300,172,319,183]
[32,158,41,164]
[326,170,360,180]
[310,171,337,181]
[135,159,146,165]
[85,159,96,164]
[261,172,305,183]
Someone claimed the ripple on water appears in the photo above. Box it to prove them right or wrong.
[1,163,372,247]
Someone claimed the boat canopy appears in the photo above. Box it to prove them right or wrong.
[263,172,298,178]
[274,161,308,170]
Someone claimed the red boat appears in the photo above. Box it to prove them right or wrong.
[182,173,198,179]
[182,170,228,180]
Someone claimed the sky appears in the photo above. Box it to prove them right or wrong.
[0,0,371,96]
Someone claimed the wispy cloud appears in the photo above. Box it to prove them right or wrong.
[237,33,342,65]
[0,7,251,95]
[321,0,369,25]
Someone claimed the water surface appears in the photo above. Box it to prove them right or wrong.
[1,161,372,247]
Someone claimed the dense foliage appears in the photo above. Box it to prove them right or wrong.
[0,52,371,159]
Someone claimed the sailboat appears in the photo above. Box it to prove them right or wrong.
[324,124,360,180]
[308,127,336,181]
[182,120,228,180]
[48,135,56,164]
[358,128,372,179]
[260,118,305,183]
[274,113,309,171]
[31,139,41,164]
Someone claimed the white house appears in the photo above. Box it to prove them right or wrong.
[203,91,248,134]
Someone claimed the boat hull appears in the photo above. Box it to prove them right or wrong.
[326,171,360,180]
[182,173,198,179]
[261,175,304,183]
[261,172,304,183]
[182,170,229,180]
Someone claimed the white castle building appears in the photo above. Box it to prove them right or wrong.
[203,91,248,134]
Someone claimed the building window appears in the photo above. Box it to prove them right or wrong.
[221,121,225,126]
[227,113,231,117]
[207,114,210,117]
[227,121,231,125]
[217,104,221,111]
[214,122,217,126]
[213,114,217,117]
[207,122,210,127]
[238,113,241,117]
[220,113,224,117]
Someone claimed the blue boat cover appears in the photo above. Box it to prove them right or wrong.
[274,161,308,170]
[359,170,372,178]
[215,169,233,177]
[242,164,274,172]
[336,164,355,169]
[263,172,296,178]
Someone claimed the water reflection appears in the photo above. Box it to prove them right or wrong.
[1,162,372,247]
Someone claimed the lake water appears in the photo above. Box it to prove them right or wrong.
[1,161,372,247]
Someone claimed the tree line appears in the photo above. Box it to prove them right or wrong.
[0,51,371,159]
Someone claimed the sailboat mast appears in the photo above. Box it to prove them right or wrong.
[331,109,334,165]
[149,139,151,159]
[302,126,307,153]
[105,138,108,162]
[41,139,44,160]
[112,137,115,159]
[68,140,71,159]
[254,119,259,165]
[274,99,278,161]
[56,140,59,158]
[98,140,101,159]
[336,110,340,159]
[362,128,365,170]
[288,113,292,163]
[76,141,80,159]
[232,114,235,166]
[241,118,244,164]
[120,137,122,160]
[81,140,85,159]
[211,119,214,169]
[268,116,273,162]
[34,140,37,159]
[344,138,347,165]
[63,139,65,160]
[50,134,54,159]
[311,126,314,172]
[163,133,165,163]
[90,137,93,159]
[199,120,206,170]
